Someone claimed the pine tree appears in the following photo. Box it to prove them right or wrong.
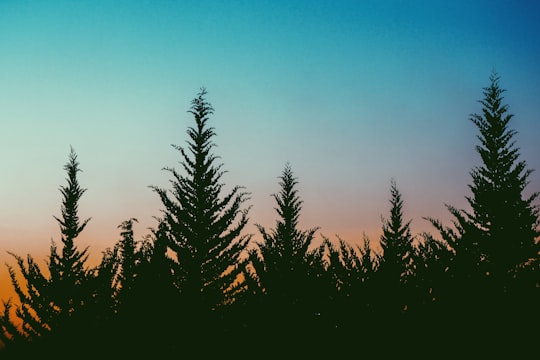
[467,72,539,279]
[375,179,415,318]
[0,147,94,352]
[90,242,119,324]
[246,163,319,335]
[322,234,377,302]
[150,88,251,329]
[427,72,540,331]
[409,232,453,322]
[105,217,179,353]
[320,234,377,332]
[48,147,93,331]
[378,179,414,284]
[115,218,138,309]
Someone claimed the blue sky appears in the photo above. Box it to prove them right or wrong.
[1,0,539,272]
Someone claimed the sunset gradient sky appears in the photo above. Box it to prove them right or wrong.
[1,1,540,296]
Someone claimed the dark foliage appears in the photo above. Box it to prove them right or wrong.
[1,78,538,357]
[375,178,415,316]
[425,71,540,347]
[243,163,321,337]
[148,87,252,342]
[0,147,113,355]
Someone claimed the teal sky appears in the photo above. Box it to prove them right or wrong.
[1,0,539,268]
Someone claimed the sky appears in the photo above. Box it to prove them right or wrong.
[1,0,540,297]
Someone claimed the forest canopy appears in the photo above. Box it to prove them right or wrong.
[0,73,538,357]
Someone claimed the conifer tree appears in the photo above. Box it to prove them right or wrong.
[322,234,377,302]
[90,243,119,322]
[115,218,138,308]
[427,72,540,324]
[0,299,26,348]
[0,147,94,350]
[323,237,361,300]
[246,163,319,334]
[375,179,415,318]
[141,220,184,351]
[320,234,377,331]
[409,232,453,321]
[359,234,378,280]
[48,147,93,329]
[151,88,251,324]
[378,179,414,284]
[467,73,539,279]
[104,217,178,352]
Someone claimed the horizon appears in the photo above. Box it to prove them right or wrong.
[1,1,540,301]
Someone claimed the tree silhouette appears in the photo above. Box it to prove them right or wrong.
[246,163,320,338]
[150,88,251,338]
[114,218,138,311]
[47,147,93,331]
[0,147,96,352]
[1,77,538,356]
[426,72,540,341]
[408,232,453,334]
[87,239,119,332]
[106,217,182,354]
[468,73,539,279]
[376,179,415,316]
[320,234,378,334]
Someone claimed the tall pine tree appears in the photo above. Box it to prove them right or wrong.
[151,88,251,332]
[427,72,540,333]
[467,72,539,279]
[0,147,94,352]
[48,147,93,332]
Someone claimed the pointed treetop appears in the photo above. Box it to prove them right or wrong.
[54,146,91,244]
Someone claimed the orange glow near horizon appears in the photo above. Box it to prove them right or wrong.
[0,186,463,309]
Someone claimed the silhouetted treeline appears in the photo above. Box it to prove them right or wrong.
[1,74,538,357]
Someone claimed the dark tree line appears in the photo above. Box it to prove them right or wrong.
[0,73,538,357]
